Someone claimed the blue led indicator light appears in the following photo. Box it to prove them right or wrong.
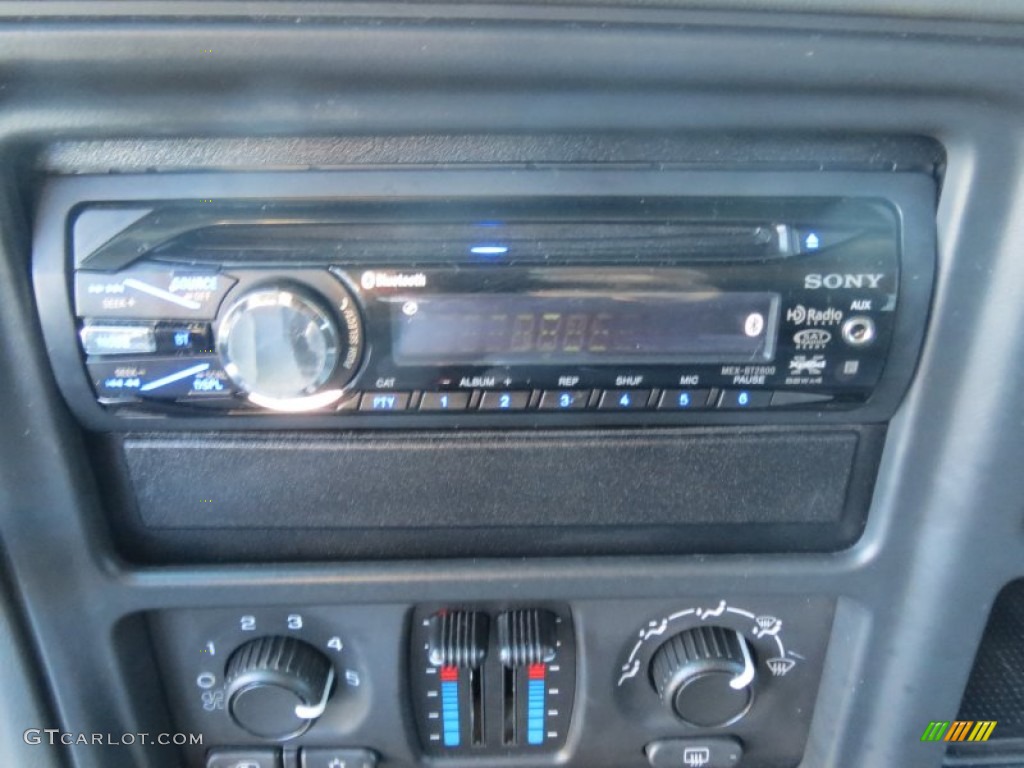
[440,395,449,409]
[804,232,821,250]
[440,668,461,747]
[527,678,546,745]
[738,391,750,406]
[678,392,691,407]
[526,664,546,746]
[619,393,631,408]
[173,331,191,347]
[499,393,512,409]
[559,393,572,408]
[470,245,509,256]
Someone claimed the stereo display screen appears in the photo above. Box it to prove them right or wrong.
[390,292,780,366]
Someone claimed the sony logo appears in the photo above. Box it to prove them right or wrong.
[804,273,884,290]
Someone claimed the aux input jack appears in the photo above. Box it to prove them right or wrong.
[841,316,876,347]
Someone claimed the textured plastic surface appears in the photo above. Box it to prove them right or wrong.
[959,581,1024,739]
[112,427,879,560]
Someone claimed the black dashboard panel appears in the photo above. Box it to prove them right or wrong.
[104,426,884,562]
[0,4,1022,768]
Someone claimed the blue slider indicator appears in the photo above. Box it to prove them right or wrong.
[138,362,211,392]
[440,666,461,747]
[527,663,546,746]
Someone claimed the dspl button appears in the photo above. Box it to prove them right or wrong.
[359,392,411,412]
[598,389,652,410]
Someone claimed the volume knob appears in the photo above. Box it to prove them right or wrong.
[649,626,756,728]
[217,285,342,403]
[224,635,334,740]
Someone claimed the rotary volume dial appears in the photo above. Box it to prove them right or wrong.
[224,635,335,740]
[649,625,756,728]
[217,284,348,408]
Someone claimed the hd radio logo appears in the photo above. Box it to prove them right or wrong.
[921,720,997,743]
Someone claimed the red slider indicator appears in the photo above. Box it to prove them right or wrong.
[440,665,459,682]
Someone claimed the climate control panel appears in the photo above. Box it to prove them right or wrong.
[408,606,576,756]
[147,597,832,767]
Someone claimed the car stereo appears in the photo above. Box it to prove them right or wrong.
[33,170,935,429]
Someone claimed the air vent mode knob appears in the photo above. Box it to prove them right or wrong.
[649,626,756,728]
[217,285,342,405]
[224,635,334,740]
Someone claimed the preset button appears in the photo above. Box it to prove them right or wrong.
[420,391,471,411]
[717,389,772,409]
[598,389,652,410]
[657,389,712,410]
[478,391,531,411]
[539,390,589,410]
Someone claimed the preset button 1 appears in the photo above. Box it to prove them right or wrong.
[420,391,471,411]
